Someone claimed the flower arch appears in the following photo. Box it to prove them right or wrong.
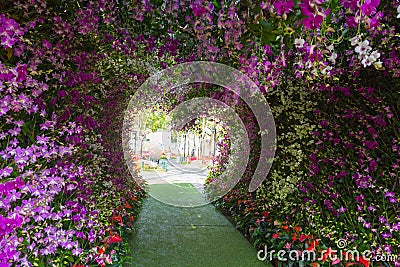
[0,0,399,266]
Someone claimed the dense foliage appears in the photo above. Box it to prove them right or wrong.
[0,0,399,266]
[0,1,149,266]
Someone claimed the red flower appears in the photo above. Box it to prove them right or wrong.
[291,234,297,242]
[125,203,132,209]
[111,215,122,222]
[107,234,122,244]
[272,233,280,238]
[262,211,270,218]
[97,246,106,254]
[129,215,135,222]
[307,239,319,251]
[321,247,336,262]
[358,257,370,267]
[346,255,370,267]
[300,234,308,242]
[294,226,302,233]
[282,225,290,232]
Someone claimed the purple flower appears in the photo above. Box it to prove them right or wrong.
[378,216,386,223]
[384,191,395,198]
[367,11,383,28]
[369,160,377,171]
[15,64,27,82]
[192,5,208,17]
[302,15,324,30]
[274,0,295,15]
[42,39,52,49]
[301,8,330,29]
[341,0,359,10]
[0,14,23,49]
[0,167,13,178]
[299,0,315,16]
[381,232,392,238]
[383,244,392,254]
[346,16,358,27]
[72,247,82,256]
[338,207,347,213]
[368,205,376,211]
[36,134,49,145]
[365,140,379,150]
[1,35,16,49]
[360,0,380,16]
[363,221,371,228]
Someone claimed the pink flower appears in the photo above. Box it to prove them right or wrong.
[284,242,291,249]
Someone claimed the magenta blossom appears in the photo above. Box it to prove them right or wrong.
[299,0,315,16]
[192,5,208,17]
[367,11,383,28]
[299,0,330,29]
[360,0,380,16]
[302,14,324,29]
[273,0,295,15]
[346,16,358,27]
[341,0,359,10]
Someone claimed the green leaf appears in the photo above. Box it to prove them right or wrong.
[212,0,221,10]
[260,20,273,31]
[261,31,277,45]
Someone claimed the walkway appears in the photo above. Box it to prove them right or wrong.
[126,161,269,266]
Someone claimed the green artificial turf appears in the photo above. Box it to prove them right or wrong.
[147,183,207,207]
[125,183,271,267]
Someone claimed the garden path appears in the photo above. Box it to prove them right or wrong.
[126,162,269,267]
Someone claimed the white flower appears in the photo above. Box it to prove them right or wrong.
[311,68,318,75]
[368,55,377,64]
[358,52,368,61]
[321,65,332,75]
[350,36,361,46]
[328,52,338,63]
[355,40,372,54]
[361,57,372,67]
[327,44,334,51]
[397,5,400,19]
[370,50,380,61]
[294,38,305,48]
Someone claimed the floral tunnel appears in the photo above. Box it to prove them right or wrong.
[0,0,400,267]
